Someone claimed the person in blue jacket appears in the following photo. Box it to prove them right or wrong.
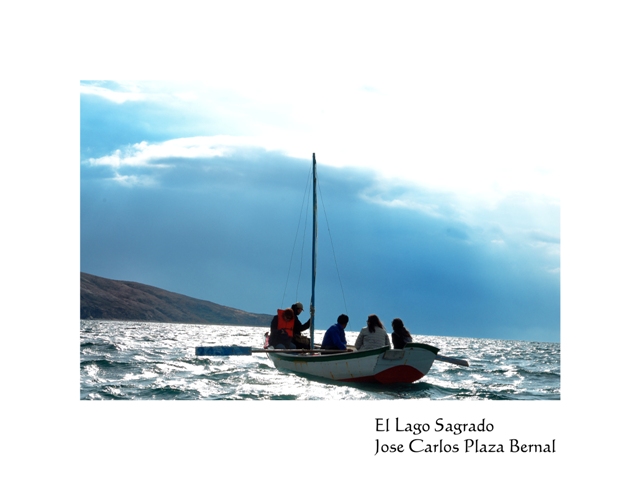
[321,314,349,350]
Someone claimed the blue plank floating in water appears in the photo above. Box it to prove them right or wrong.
[195,346,253,356]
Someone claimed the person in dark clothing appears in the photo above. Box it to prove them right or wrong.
[321,314,349,350]
[391,318,413,349]
[290,302,311,348]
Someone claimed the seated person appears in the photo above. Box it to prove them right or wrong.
[391,318,413,349]
[320,314,349,351]
[268,308,296,349]
[354,314,390,350]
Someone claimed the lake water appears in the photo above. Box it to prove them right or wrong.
[80,320,560,400]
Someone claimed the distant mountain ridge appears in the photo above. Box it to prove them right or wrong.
[80,272,272,327]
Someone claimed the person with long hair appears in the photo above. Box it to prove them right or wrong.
[391,318,413,349]
[354,314,390,350]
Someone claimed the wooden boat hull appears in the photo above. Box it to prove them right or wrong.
[267,343,439,384]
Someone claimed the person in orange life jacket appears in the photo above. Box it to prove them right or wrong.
[269,308,297,349]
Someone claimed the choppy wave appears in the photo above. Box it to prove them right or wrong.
[80,320,560,400]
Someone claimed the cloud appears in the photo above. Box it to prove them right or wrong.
[83,141,560,259]
[81,150,560,341]
[358,182,454,220]
[529,230,560,245]
[80,79,561,341]
[86,137,231,169]
[80,84,148,104]
[80,80,193,105]
[111,172,157,187]
[80,80,562,210]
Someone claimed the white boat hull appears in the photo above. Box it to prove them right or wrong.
[267,343,439,384]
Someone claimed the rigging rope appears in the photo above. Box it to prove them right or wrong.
[280,161,349,316]
[280,164,312,308]
[317,176,349,315]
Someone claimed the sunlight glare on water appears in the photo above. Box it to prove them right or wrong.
[81,320,560,400]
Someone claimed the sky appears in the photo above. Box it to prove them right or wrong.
[80,78,560,342]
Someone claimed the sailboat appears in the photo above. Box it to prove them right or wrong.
[196,154,468,384]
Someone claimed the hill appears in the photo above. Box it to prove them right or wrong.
[80,272,272,327]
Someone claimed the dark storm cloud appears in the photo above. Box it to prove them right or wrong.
[81,148,559,341]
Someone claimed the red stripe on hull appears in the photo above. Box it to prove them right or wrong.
[340,365,425,384]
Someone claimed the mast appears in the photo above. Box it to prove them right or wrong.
[310,153,317,350]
